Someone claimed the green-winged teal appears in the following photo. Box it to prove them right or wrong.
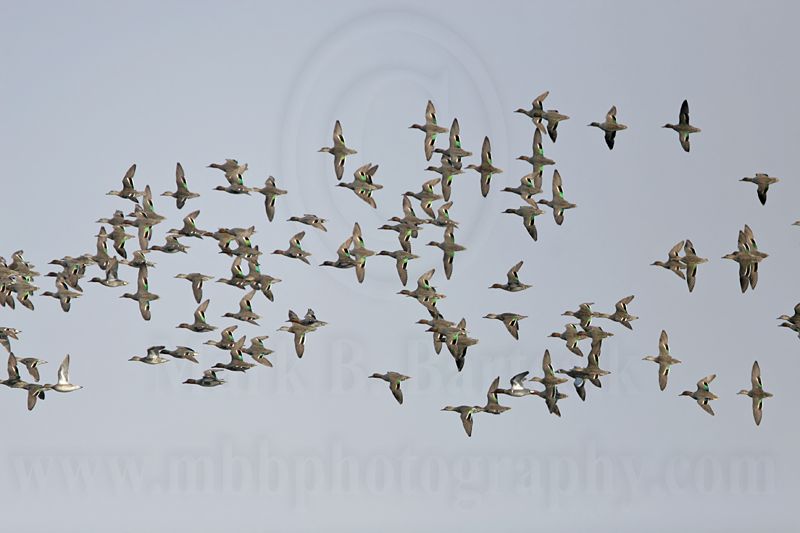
[604,295,638,330]
[777,303,800,328]
[129,345,170,365]
[589,106,627,149]
[416,315,461,355]
[430,201,459,229]
[204,325,239,351]
[409,100,449,161]
[50,354,82,393]
[23,382,52,411]
[223,289,260,325]
[0,327,21,354]
[89,227,111,270]
[242,336,273,367]
[378,220,420,254]
[663,99,700,152]
[680,239,708,292]
[121,250,155,269]
[680,374,718,416]
[494,371,537,398]
[483,313,527,340]
[740,173,779,205]
[178,299,217,332]
[583,325,614,357]
[535,384,569,417]
[528,350,569,410]
[642,330,681,391]
[738,361,772,426]
[490,261,531,292]
[137,223,153,253]
[17,357,46,382]
[434,118,472,164]
[466,136,503,197]
[369,371,410,405]
[245,258,281,302]
[208,159,248,186]
[106,164,142,203]
[88,257,127,288]
[651,240,687,280]
[557,350,610,401]
[169,210,212,240]
[151,235,190,254]
[377,250,419,286]
[272,231,311,265]
[441,404,484,437]
[427,225,466,280]
[542,108,570,143]
[517,129,555,174]
[2,353,25,388]
[213,336,256,372]
[398,268,446,315]
[160,346,200,364]
[41,277,82,312]
[280,309,327,358]
[514,91,549,132]
[337,163,382,208]
[216,257,250,289]
[321,236,356,270]
[252,176,287,222]
[722,224,768,293]
[161,162,199,209]
[183,369,226,387]
[539,170,576,225]
[483,376,512,414]
[349,222,375,283]
[502,171,543,201]
[319,120,357,180]
[503,202,544,241]
[175,273,213,304]
[120,266,159,320]
[213,182,252,195]
[287,214,327,232]
[549,323,588,357]
[562,302,603,329]
[109,224,134,259]
[403,178,443,219]
[445,319,478,372]
[426,155,463,202]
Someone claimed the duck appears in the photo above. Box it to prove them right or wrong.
[319,120,357,180]
[245,258,281,302]
[529,350,569,388]
[280,309,328,358]
[369,372,410,405]
[740,173,779,206]
[216,257,250,289]
[177,299,217,332]
[337,163,383,208]
[558,350,610,401]
[242,336,273,367]
[464,136,503,197]
[89,227,111,270]
[502,171,543,201]
[738,361,772,426]
[549,323,588,357]
[680,239,708,292]
[96,209,127,226]
[663,99,700,152]
[517,129,555,174]
[494,371,538,398]
[41,277,82,312]
[534,385,569,417]
[168,210,212,240]
[722,225,768,293]
[17,357,46,382]
[23,382,52,411]
[121,250,155,269]
[213,183,252,195]
[287,214,327,232]
[562,302,604,329]
[120,266,159,320]
[151,234,190,255]
[426,225,466,280]
[433,118,472,164]
[377,250,419,286]
[583,325,614,357]
[2,353,25,388]
[208,159,248,185]
[416,315,462,355]
[514,90,549,132]
[539,170,577,225]
[272,231,311,265]
[483,313,527,340]
[223,289,261,325]
[252,176,287,221]
[129,345,170,365]
[441,405,484,437]
[109,224,135,259]
[213,336,256,372]
[49,354,82,393]
[175,273,213,304]
[542,107,570,143]
[604,295,638,330]
[680,374,718,415]
[398,269,446,315]
[426,155,463,202]
[588,106,627,149]
[403,178,443,219]
[0,327,21,353]
[490,261,531,292]
[409,100,449,160]
[652,240,687,280]
[642,330,682,391]
[349,222,375,283]
[483,376,512,414]
[777,303,800,328]
[160,346,200,364]
[106,163,142,203]
[161,162,199,209]
[183,369,226,387]
[446,325,479,372]
[204,325,239,351]
[88,257,127,288]
[136,185,167,224]
[503,202,544,241]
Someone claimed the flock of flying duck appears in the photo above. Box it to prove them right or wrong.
[0,93,795,435]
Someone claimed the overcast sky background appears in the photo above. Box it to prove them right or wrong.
[1,1,799,531]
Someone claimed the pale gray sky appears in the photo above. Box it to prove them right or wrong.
[1,1,798,531]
